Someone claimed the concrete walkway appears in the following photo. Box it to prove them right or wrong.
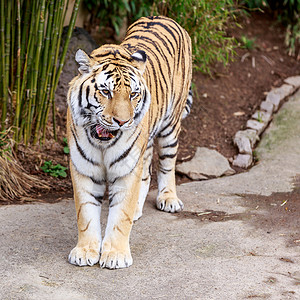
[1,91,300,300]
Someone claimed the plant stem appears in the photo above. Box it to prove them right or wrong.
[13,0,21,142]
[0,0,8,130]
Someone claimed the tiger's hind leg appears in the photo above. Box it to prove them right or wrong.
[133,144,153,221]
[156,121,183,213]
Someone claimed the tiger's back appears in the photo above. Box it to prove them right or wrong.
[122,16,192,136]
[67,16,192,269]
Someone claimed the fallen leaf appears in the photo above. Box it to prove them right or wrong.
[233,111,245,116]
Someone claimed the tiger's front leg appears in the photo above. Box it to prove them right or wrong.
[100,163,143,269]
[68,163,105,266]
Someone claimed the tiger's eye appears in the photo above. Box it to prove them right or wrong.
[101,89,110,97]
[130,92,137,98]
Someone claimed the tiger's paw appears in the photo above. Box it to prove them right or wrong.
[68,245,100,267]
[100,249,133,269]
[156,195,184,213]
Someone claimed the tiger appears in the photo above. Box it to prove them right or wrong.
[67,15,192,269]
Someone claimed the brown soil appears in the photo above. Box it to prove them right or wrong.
[3,12,300,205]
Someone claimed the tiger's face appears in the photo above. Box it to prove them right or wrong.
[69,47,151,142]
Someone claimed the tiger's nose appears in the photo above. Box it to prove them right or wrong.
[113,117,129,127]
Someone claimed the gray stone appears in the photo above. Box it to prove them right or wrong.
[265,92,281,111]
[176,147,235,180]
[260,100,274,114]
[266,84,294,111]
[284,75,300,89]
[246,119,266,135]
[252,110,272,124]
[234,130,259,154]
[232,153,253,168]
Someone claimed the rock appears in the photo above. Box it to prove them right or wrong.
[246,119,266,135]
[284,76,300,89]
[265,92,281,111]
[176,147,235,180]
[252,110,272,124]
[55,27,99,114]
[234,130,259,154]
[232,154,253,169]
[260,101,274,114]
[266,84,294,111]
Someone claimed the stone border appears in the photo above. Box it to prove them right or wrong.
[232,76,300,168]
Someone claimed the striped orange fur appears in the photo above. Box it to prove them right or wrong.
[67,16,192,269]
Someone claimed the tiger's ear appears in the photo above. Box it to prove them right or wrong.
[75,49,93,74]
[131,50,147,74]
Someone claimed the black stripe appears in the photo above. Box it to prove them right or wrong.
[79,83,83,107]
[84,128,101,149]
[132,42,169,100]
[162,140,178,148]
[109,191,120,205]
[70,161,105,185]
[93,51,131,62]
[89,192,104,204]
[71,127,101,166]
[108,151,140,184]
[124,28,174,57]
[78,77,91,107]
[159,153,176,160]
[126,20,179,50]
[159,166,172,174]
[134,90,149,122]
[158,122,175,138]
[90,176,105,185]
[123,35,171,78]
[109,132,140,167]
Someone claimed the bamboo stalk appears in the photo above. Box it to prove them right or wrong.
[33,0,55,144]
[53,0,81,91]
[20,0,30,66]
[5,1,11,118]
[13,0,21,143]
[23,0,39,144]
[26,0,44,143]
[41,0,65,142]
[2,0,81,146]
[42,0,67,141]
[1,0,8,130]
[31,0,46,121]
[48,0,81,141]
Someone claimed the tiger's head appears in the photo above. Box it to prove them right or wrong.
[68,45,151,142]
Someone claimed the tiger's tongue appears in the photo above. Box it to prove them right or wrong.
[96,125,110,137]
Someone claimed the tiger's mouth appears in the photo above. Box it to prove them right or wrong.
[92,125,118,141]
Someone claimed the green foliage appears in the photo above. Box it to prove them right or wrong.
[154,0,237,73]
[240,35,257,50]
[0,0,81,146]
[84,0,153,36]
[40,161,67,178]
[83,0,237,73]
[63,137,69,154]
